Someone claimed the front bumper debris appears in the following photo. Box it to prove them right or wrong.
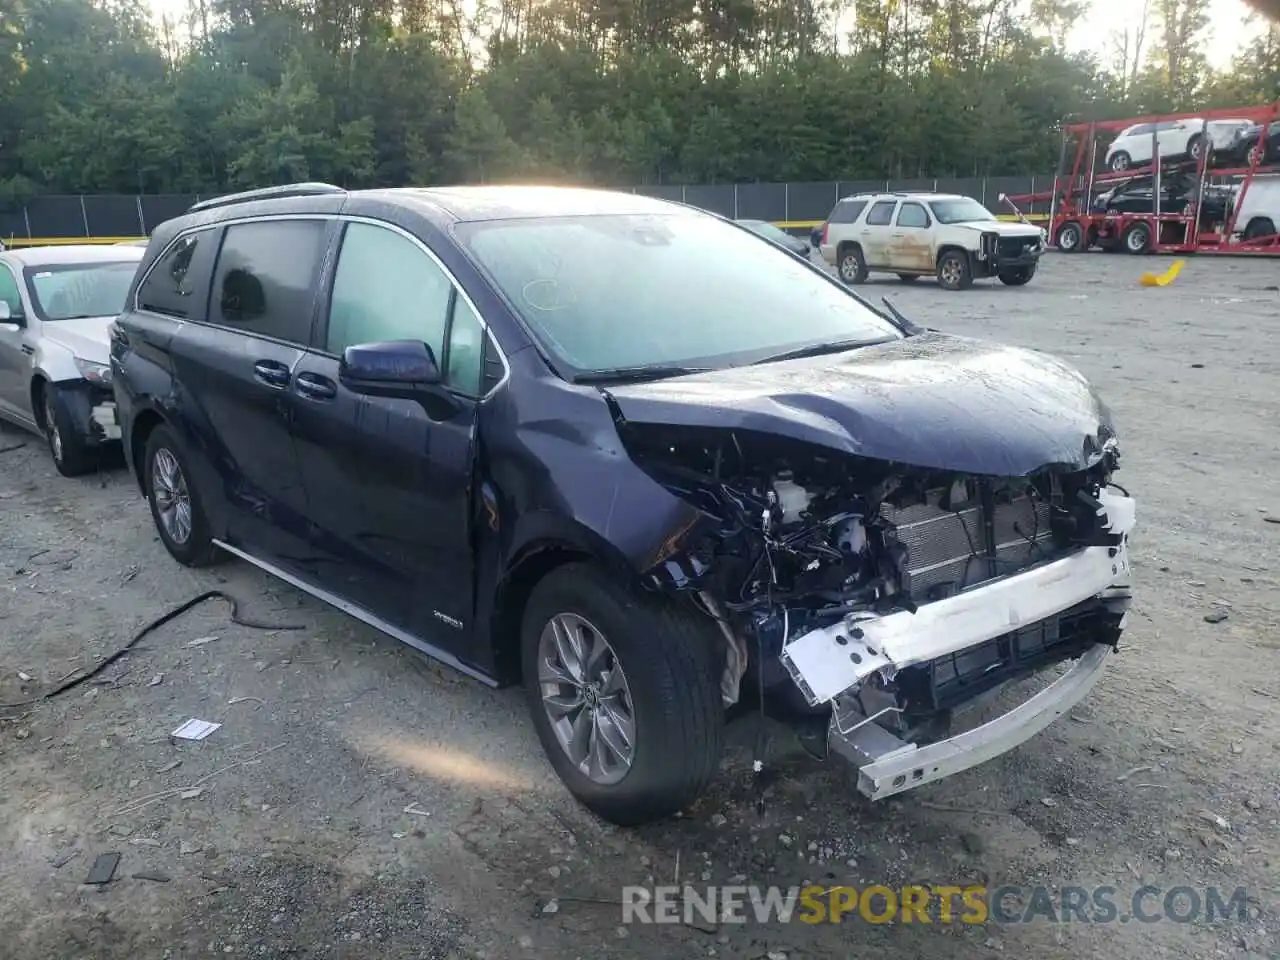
[778,487,1135,798]
[835,641,1114,799]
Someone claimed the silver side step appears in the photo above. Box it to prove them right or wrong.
[212,539,497,687]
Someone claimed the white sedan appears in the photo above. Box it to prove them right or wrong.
[0,244,144,476]
[1105,117,1253,171]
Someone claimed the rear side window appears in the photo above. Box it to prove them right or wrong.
[829,199,868,224]
[1121,123,1152,137]
[866,201,897,226]
[137,230,218,319]
[210,220,326,344]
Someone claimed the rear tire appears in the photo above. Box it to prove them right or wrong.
[41,382,97,478]
[521,562,724,826]
[837,245,868,284]
[1109,151,1131,172]
[1243,217,1275,242]
[1187,133,1205,162]
[935,250,973,291]
[1122,221,1152,254]
[144,423,223,567]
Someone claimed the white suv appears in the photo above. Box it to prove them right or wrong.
[818,193,1045,291]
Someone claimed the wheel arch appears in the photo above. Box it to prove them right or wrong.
[488,526,639,686]
[128,406,168,493]
[935,243,971,265]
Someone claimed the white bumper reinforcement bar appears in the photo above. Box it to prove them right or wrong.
[835,641,1115,800]
[779,488,1136,706]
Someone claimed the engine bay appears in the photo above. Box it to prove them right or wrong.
[620,421,1127,729]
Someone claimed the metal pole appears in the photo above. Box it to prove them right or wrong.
[1193,117,1210,249]
[135,195,146,235]
[783,182,789,223]
[22,205,31,239]
[79,195,90,237]
[733,183,739,219]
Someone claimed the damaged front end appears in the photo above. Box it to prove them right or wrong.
[621,422,1134,800]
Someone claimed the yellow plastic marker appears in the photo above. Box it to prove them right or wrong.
[1139,259,1184,287]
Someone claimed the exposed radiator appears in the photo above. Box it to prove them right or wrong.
[879,484,1055,603]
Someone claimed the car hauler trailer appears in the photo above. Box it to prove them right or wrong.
[1008,102,1280,256]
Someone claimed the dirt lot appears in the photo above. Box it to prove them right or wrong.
[1,252,1278,960]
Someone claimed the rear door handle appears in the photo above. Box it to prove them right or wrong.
[253,359,291,389]
[293,371,337,401]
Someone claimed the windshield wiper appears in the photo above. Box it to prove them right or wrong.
[749,337,886,366]
[880,297,927,336]
[573,364,713,384]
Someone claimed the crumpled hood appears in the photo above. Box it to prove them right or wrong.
[604,332,1115,477]
[40,316,113,365]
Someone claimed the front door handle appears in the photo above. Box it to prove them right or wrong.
[293,372,337,401]
[253,359,291,389]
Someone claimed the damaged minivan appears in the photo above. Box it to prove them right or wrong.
[111,184,1134,826]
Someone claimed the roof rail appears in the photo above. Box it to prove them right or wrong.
[187,182,345,214]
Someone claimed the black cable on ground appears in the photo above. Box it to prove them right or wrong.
[0,590,305,711]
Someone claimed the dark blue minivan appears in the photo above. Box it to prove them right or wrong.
[111,183,1134,825]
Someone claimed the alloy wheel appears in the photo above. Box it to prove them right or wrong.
[44,393,62,463]
[536,612,636,785]
[939,258,962,287]
[152,447,193,545]
[839,255,860,281]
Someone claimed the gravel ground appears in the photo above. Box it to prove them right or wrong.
[1,252,1278,960]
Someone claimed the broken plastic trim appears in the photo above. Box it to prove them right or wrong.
[778,487,1136,707]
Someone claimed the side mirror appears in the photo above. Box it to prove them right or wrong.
[0,301,11,320]
[339,339,441,401]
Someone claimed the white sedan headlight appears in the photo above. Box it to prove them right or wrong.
[75,358,112,385]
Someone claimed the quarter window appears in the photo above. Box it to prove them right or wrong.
[137,230,218,319]
[866,201,897,226]
[210,220,326,344]
[896,202,929,228]
[445,297,486,395]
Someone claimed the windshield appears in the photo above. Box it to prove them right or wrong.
[24,261,139,321]
[928,199,996,225]
[454,213,899,378]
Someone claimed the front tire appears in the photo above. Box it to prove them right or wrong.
[144,423,222,567]
[521,562,724,826]
[1055,221,1084,253]
[935,250,973,290]
[41,382,97,478]
[998,264,1037,286]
